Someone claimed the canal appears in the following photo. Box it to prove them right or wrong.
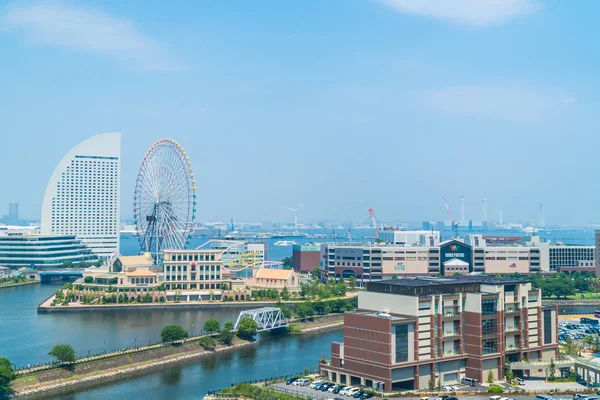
[0,282,342,399]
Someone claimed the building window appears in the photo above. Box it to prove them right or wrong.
[395,325,409,363]
[482,299,497,315]
[482,319,497,335]
[544,310,552,344]
[482,338,497,355]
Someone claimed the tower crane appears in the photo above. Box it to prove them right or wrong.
[368,208,379,240]
[443,196,460,238]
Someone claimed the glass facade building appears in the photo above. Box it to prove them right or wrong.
[0,234,97,268]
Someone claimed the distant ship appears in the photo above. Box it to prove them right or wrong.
[271,233,307,239]
[274,240,296,246]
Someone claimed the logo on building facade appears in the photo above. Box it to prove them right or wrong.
[394,263,406,271]
[450,244,458,252]
[509,263,517,268]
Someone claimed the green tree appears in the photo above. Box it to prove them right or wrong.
[392,274,398,280]
[427,379,434,391]
[275,301,292,319]
[221,282,229,290]
[0,357,15,397]
[281,256,292,270]
[219,321,234,345]
[348,276,357,290]
[311,266,319,280]
[303,366,309,376]
[236,317,259,340]
[83,276,93,284]
[62,260,73,268]
[437,376,442,390]
[505,369,514,384]
[93,259,103,267]
[48,344,76,364]
[199,336,216,351]
[549,358,556,381]
[160,324,188,343]
[487,370,494,384]
[203,318,220,334]
[281,286,290,300]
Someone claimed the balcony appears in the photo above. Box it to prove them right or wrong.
[443,308,460,318]
[505,326,519,333]
[505,343,520,352]
[504,306,520,315]
[443,329,460,338]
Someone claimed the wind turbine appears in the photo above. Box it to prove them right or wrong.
[285,204,303,235]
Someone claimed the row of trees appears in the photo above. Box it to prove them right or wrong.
[160,317,259,347]
[300,279,347,299]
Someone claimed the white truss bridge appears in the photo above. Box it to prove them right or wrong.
[234,307,288,332]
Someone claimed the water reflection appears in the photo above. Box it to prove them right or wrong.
[160,367,182,386]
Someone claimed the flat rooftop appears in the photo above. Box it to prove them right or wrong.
[367,275,531,296]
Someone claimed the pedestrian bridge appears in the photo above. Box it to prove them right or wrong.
[39,270,84,283]
[234,307,288,332]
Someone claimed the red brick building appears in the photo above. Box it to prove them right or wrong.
[319,276,558,392]
[292,244,321,273]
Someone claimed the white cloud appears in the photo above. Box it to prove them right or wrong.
[561,97,576,104]
[377,0,541,27]
[1,1,180,71]
[418,84,565,123]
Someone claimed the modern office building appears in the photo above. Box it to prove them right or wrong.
[41,133,121,257]
[8,203,19,225]
[319,276,558,392]
[320,239,550,285]
[548,244,595,272]
[0,233,97,268]
[292,243,321,273]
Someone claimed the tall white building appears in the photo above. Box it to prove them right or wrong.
[41,133,121,257]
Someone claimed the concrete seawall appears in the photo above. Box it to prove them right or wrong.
[38,298,300,313]
[14,341,257,398]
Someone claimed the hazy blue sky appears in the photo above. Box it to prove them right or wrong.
[0,0,598,225]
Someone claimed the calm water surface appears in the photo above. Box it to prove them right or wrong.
[0,283,341,399]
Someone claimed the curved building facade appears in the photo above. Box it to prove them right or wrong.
[0,234,97,268]
[41,133,121,257]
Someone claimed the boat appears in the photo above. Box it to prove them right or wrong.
[274,240,296,246]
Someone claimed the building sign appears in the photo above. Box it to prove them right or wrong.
[509,263,517,268]
[440,240,473,275]
[394,263,406,271]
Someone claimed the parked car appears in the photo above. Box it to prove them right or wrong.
[360,393,374,400]
[295,378,310,386]
[451,386,460,391]
[345,388,360,397]
[340,387,354,396]
[314,382,327,390]
[310,380,323,389]
[461,377,478,386]
[331,385,346,394]
[321,383,334,391]
[286,377,298,385]
[443,386,455,392]
[352,391,364,398]
[516,377,524,385]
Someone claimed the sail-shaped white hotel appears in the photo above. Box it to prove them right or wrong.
[41,133,121,257]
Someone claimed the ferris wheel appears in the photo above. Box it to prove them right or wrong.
[133,138,196,263]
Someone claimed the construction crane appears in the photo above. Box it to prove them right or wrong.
[442,196,460,238]
[368,208,379,240]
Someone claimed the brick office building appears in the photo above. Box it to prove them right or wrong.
[319,276,558,392]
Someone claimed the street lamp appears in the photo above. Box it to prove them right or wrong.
[276,366,279,381]
[134,337,137,347]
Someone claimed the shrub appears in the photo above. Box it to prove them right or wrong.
[199,336,216,351]
[237,317,258,340]
[84,276,93,284]
[488,385,504,394]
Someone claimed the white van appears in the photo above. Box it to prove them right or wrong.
[490,396,501,400]
[295,378,310,387]
[461,377,478,386]
[536,395,553,400]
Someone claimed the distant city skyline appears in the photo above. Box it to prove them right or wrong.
[1,1,599,224]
